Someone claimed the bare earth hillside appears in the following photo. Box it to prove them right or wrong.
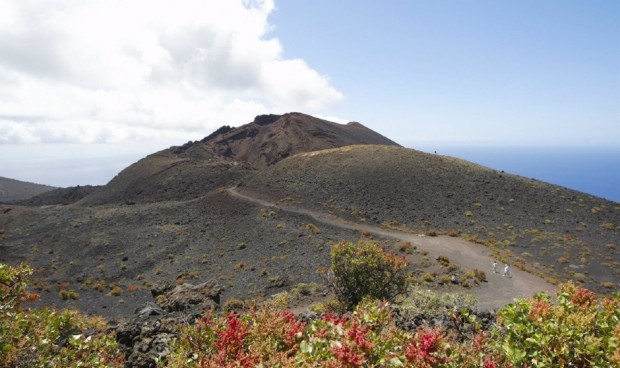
[0,113,618,321]
[243,145,620,293]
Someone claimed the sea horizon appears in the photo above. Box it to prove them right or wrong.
[413,145,619,203]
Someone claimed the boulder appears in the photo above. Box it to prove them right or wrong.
[157,280,223,312]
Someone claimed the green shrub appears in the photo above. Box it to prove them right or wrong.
[327,241,409,310]
[396,288,478,317]
[492,281,620,367]
[0,263,123,367]
[422,272,436,282]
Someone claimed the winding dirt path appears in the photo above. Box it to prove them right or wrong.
[227,187,556,311]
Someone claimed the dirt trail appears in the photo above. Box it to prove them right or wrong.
[227,187,556,311]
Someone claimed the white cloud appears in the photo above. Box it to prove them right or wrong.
[0,0,343,144]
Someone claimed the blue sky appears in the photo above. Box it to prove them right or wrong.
[0,0,618,190]
[271,1,619,148]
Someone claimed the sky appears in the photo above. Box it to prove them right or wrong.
[0,0,619,190]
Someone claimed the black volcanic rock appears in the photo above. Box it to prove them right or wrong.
[252,114,282,126]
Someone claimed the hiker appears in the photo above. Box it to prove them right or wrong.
[493,261,498,273]
[503,264,510,277]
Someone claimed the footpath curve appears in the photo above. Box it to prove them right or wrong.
[227,187,556,311]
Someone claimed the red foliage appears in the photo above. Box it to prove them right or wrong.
[280,310,306,345]
[404,329,444,367]
[571,287,597,308]
[212,312,258,367]
[528,298,552,321]
[483,356,498,368]
[322,311,348,326]
[332,343,365,367]
[346,320,374,352]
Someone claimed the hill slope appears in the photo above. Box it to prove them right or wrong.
[0,176,56,202]
[241,145,620,293]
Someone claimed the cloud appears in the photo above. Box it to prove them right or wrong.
[0,0,343,144]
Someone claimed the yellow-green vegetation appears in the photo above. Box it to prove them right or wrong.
[437,256,451,267]
[327,241,409,310]
[0,263,124,367]
[422,272,436,282]
[267,292,290,309]
[58,289,80,300]
[303,223,321,234]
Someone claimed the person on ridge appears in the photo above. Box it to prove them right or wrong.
[493,261,498,273]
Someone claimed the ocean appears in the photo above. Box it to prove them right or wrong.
[414,146,619,203]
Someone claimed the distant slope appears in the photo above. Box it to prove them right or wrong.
[16,185,100,206]
[0,176,56,202]
[79,113,399,205]
[242,145,620,293]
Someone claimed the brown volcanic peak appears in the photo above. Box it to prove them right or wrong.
[78,113,399,205]
[202,112,400,169]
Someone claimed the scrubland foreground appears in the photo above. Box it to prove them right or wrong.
[2,242,619,368]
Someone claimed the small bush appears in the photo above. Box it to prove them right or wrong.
[108,286,122,296]
[267,292,289,309]
[437,256,450,267]
[59,289,80,300]
[327,241,409,310]
[601,281,615,289]
[223,297,245,311]
[470,269,487,282]
[304,223,321,234]
[438,274,452,285]
[398,241,414,254]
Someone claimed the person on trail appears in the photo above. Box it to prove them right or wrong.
[503,264,510,277]
[493,261,498,273]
